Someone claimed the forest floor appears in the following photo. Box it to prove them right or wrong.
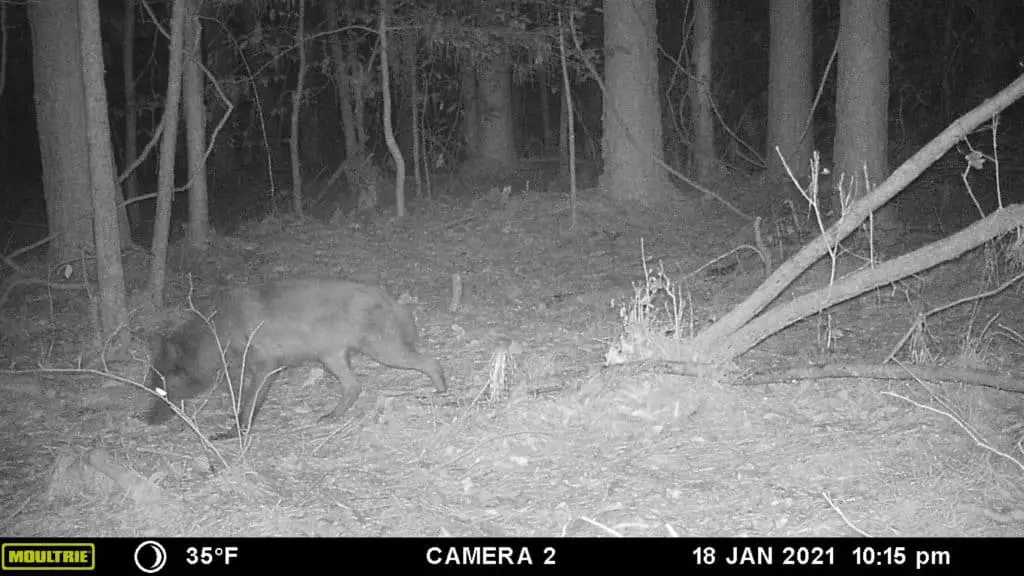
[2,159,1023,540]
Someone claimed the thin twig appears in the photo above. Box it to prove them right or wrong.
[823,491,872,537]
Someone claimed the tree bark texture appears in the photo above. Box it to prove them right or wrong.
[183,0,209,248]
[147,0,187,308]
[833,0,895,229]
[472,49,515,169]
[600,0,672,202]
[28,0,93,264]
[79,0,129,349]
[768,0,813,181]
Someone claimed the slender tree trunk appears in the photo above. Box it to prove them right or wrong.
[379,0,404,217]
[289,0,307,217]
[110,154,133,248]
[409,38,422,198]
[324,0,358,160]
[351,25,367,152]
[28,0,93,264]
[182,0,208,249]
[350,0,368,153]
[202,1,233,195]
[122,0,140,229]
[559,15,577,229]
[767,0,813,181]
[600,0,672,202]
[559,85,568,169]
[834,0,896,231]
[461,62,480,157]
[235,2,276,196]
[79,0,129,351]
[396,36,415,166]
[539,68,553,155]
[147,0,187,308]
[690,0,715,184]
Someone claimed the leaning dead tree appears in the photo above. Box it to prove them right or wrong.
[690,73,1024,367]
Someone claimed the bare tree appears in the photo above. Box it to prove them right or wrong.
[690,0,715,184]
[599,0,672,202]
[466,48,515,172]
[289,0,308,218]
[324,0,359,159]
[379,0,405,216]
[147,0,187,308]
[461,61,480,161]
[408,36,422,198]
[27,1,93,264]
[183,0,209,248]
[768,0,813,181]
[79,0,129,352]
[833,0,896,231]
[122,0,140,228]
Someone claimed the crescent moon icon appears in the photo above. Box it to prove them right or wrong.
[134,540,167,574]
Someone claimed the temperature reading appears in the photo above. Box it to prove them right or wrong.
[186,546,239,566]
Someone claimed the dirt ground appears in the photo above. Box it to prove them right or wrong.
[2,165,1023,538]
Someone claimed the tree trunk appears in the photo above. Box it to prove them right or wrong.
[182,0,209,249]
[470,49,515,171]
[379,0,404,217]
[559,15,578,229]
[324,0,359,161]
[690,0,715,184]
[202,0,234,195]
[767,0,813,181]
[28,0,93,264]
[538,68,553,155]
[599,0,672,202]
[409,38,422,198]
[461,62,480,158]
[833,0,896,231]
[558,86,568,169]
[79,0,129,352]
[147,0,187,308]
[396,35,415,168]
[111,153,133,248]
[351,33,367,153]
[235,2,277,189]
[289,0,307,217]
[122,0,140,230]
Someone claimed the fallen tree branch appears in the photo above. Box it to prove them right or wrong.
[737,362,1024,393]
[711,203,1024,362]
[692,73,1024,362]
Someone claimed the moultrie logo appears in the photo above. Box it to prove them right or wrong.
[1,542,95,571]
